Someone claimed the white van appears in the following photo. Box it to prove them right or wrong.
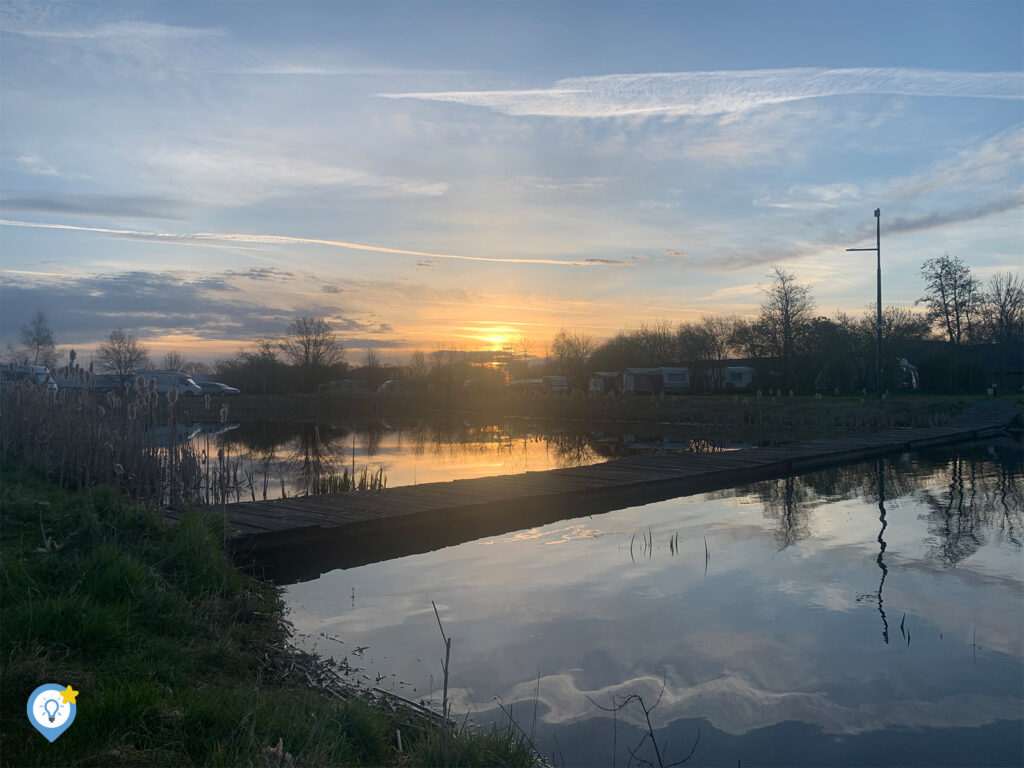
[134,370,204,397]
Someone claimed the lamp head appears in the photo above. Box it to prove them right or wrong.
[874,208,880,218]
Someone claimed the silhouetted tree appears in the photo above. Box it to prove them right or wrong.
[755,267,815,391]
[980,271,1024,345]
[20,310,56,368]
[280,317,346,392]
[551,328,596,390]
[919,254,981,345]
[96,329,150,384]
[161,351,186,371]
[678,315,734,392]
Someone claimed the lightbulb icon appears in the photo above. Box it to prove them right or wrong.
[28,684,77,741]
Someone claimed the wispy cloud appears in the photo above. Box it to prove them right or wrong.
[7,20,224,41]
[15,154,90,180]
[0,220,631,268]
[888,192,1024,235]
[1,193,181,219]
[382,68,1023,119]
[145,146,450,204]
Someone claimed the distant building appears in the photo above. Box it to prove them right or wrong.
[622,367,690,395]
[588,371,621,394]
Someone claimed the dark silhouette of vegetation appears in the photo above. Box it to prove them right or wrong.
[19,309,56,368]
[919,254,982,346]
[96,328,151,385]
[280,316,347,392]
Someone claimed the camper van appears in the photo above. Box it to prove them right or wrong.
[0,364,57,391]
[134,370,204,397]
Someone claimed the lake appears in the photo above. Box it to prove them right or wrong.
[281,438,1023,766]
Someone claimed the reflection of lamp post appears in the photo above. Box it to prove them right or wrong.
[847,209,883,398]
[875,458,889,645]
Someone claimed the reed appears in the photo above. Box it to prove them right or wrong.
[0,382,388,507]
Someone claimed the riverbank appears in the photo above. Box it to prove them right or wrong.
[0,461,536,767]
[209,391,978,439]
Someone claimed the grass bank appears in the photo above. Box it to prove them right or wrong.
[0,462,535,767]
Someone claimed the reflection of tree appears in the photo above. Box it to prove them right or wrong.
[360,420,386,458]
[919,451,1024,566]
[290,424,343,495]
[753,475,814,549]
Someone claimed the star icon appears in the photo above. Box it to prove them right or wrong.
[59,686,78,705]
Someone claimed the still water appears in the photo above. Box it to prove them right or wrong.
[189,418,748,499]
[282,440,1023,766]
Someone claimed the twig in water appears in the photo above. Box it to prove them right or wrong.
[588,678,699,767]
[432,600,452,767]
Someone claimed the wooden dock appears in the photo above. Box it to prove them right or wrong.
[197,401,1019,582]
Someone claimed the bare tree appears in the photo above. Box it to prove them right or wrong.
[918,254,982,345]
[678,315,734,392]
[551,328,596,390]
[161,351,186,371]
[981,271,1024,345]
[279,317,345,392]
[20,310,57,368]
[758,267,815,391]
[408,350,429,383]
[96,329,150,384]
[363,348,384,391]
[183,360,212,377]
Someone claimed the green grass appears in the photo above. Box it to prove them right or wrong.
[0,461,534,767]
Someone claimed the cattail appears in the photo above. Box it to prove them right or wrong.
[97,405,105,419]
[219,404,229,424]
[127,403,137,421]
[147,377,157,393]
[135,376,145,391]
[204,394,211,410]
[167,388,178,405]
[114,463,124,475]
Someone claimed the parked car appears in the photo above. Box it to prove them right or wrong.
[198,381,241,396]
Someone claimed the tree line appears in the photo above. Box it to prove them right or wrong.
[7,254,1021,396]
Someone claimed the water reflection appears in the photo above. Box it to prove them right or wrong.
[282,440,1023,767]
[188,417,750,500]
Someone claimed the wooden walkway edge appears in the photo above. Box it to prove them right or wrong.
[190,401,1019,583]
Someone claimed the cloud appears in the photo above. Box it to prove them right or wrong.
[8,20,224,41]
[381,68,1023,119]
[501,176,609,192]
[0,268,389,348]
[145,146,451,205]
[16,154,80,178]
[229,267,295,281]
[888,192,1024,235]
[574,258,632,266]
[0,219,633,268]
[1,193,181,219]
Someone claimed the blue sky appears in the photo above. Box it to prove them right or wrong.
[1,1,1021,362]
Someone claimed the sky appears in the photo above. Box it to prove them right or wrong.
[1,1,1021,364]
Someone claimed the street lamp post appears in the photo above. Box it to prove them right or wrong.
[847,208,883,399]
